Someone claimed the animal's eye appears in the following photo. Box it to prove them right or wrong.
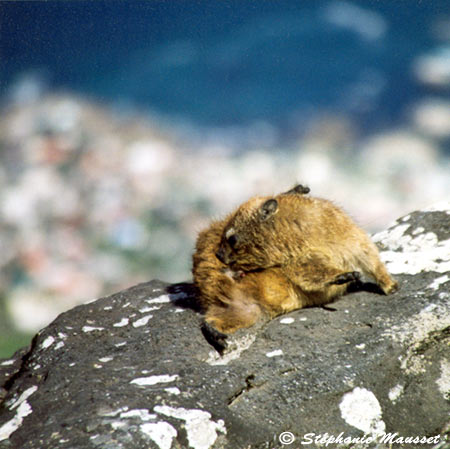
[227,234,238,248]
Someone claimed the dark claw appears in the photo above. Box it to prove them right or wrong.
[347,281,386,295]
[330,271,361,285]
[201,322,228,354]
[283,184,310,195]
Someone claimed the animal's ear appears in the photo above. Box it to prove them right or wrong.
[259,199,278,220]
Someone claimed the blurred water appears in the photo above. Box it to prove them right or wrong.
[2,1,449,137]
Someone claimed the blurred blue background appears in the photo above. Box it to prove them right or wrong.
[1,1,449,357]
[2,1,449,133]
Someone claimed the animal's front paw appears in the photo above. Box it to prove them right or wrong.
[201,322,228,354]
[221,267,246,281]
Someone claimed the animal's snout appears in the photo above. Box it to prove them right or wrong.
[216,247,226,263]
[216,244,234,264]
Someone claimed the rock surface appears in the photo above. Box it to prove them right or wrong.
[0,205,449,449]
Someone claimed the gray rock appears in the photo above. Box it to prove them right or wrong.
[0,206,449,449]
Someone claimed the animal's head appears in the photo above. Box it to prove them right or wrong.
[216,197,280,270]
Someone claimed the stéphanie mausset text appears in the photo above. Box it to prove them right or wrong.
[300,432,441,446]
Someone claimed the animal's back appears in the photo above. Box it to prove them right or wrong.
[218,191,398,294]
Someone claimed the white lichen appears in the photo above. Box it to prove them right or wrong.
[373,223,410,250]
[110,421,128,430]
[428,274,449,290]
[436,359,450,400]
[154,405,226,449]
[266,349,283,358]
[82,326,105,332]
[130,374,179,386]
[0,401,33,441]
[9,386,38,410]
[113,318,129,327]
[140,422,177,449]
[41,336,55,349]
[383,303,450,374]
[373,221,450,275]
[388,384,404,403]
[412,226,425,235]
[280,317,295,324]
[339,387,386,438]
[146,295,171,304]
[120,409,156,421]
[97,406,129,417]
[0,359,15,366]
[132,315,153,328]
[164,387,181,395]
[139,305,161,313]
[0,386,38,442]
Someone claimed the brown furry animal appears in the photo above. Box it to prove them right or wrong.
[193,185,397,351]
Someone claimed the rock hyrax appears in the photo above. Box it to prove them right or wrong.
[193,185,398,351]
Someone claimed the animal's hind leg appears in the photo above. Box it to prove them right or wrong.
[202,289,263,353]
[204,298,262,335]
[356,243,399,294]
[285,257,361,292]
[369,260,399,294]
